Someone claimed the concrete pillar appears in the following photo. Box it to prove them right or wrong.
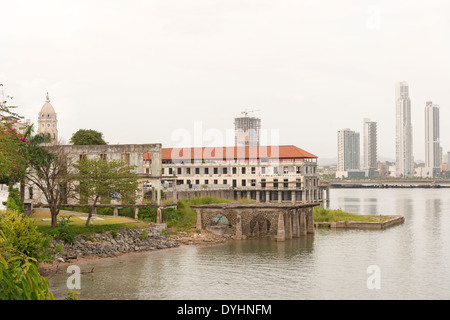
[302,190,306,203]
[299,208,307,235]
[152,187,156,203]
[285,211,292,239]
[196,209,202,230]
[278,191,282,203]
[307,207,315,234]
[266,191,270,203]
[291,191,296,204]
[256,190,260,202]
[247,191,251,200]
[156,207,162,223]
[113,207,119,217]
[235,213,243,240]
[292,209,299,238]
[134,207,139,219]
[276,211,286,242]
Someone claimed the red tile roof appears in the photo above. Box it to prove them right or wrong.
[144,145,317,161]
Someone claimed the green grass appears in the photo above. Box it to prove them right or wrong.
[31,209,147,242]
[313,206,388,223]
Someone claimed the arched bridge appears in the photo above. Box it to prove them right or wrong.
[191,202,317,241]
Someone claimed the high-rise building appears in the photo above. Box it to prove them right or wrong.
[37,92,58,143]
[424,101,441,177]
[234,114,261,147]
[363,118,377,170]
[395,82,414,177]
[337,128,360,172]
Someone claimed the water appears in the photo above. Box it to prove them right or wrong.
[47,188,450,300]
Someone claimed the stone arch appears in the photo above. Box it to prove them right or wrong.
[249,213,272,236]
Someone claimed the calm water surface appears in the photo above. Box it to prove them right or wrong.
[48,188,450,300]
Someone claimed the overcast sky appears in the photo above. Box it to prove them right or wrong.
[1,0,449,162]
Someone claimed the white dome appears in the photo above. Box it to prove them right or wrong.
[40,93,56,115]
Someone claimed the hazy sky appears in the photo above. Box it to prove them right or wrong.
[1,0,449,162]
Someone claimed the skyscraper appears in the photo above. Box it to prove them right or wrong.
[424,101,441,177]
[395,82,414,177]
[234,113,261,147]
[337,128,360,172]
[363,118,377,170]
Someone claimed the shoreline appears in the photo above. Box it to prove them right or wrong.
[38,231,232,278]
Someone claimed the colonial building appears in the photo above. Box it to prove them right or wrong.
[144,145,324,203]
[37,92,58,143]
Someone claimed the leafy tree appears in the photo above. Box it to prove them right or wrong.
[69,129,107,145]
[0,86,29,184]
[72,157,140,226]
[26,140,75,228]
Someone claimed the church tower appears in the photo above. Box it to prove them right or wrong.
[37,92,58,143]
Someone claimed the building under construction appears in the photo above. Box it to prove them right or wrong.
[234,111,261,147]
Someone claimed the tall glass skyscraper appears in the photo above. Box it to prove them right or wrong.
[337,128,360,172]
[425,101,441,177]
[395,82,414,177]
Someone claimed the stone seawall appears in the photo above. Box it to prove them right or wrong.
[54,226,180,260]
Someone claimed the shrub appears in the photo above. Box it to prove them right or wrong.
[0,253,55,300]
[0,209,54,263]
[5,186,23,213]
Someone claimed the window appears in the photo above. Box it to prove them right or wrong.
[186,168,191,174]
[251,167,256,174]
[251,179,256,187]
[273,179,278,189]
[261,167,266,174]
[195,168,200,174]
[100,153,107,161]
[273,167,278,174]
[296,166,302,174]
[146,168,150,174]
[214,179,218,184]
[283,167,288,174]
[214,168,218,174]
[223,168,228,174]
[232,180,237,187]
[242,179,246,187]
[162,168,165,175]
[177,168,182,174]
[204,179,209,185]
[169,168,173,174]
[261,179,266,188]
[296,178,301,188]
[205,168,209,174]
[223,179,227,185]
[195,180,200,185]
[242,167,246,174]
[232,167,237,174]
[283,179,288,188]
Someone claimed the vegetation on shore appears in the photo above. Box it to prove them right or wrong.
[313,206,389,223]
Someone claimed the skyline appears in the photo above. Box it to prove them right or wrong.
[1,1,449,162]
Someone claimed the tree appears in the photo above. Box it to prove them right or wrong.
[26,140,75,228]
[69,129,107,145]
[72,157,140,226]
[0,85,29,185]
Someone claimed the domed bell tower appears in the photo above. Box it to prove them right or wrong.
[37,92,58,144]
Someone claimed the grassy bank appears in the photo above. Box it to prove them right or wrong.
[313,206,389,223]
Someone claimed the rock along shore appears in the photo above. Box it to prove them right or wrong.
[53,226,180,261]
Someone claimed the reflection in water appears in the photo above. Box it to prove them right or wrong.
[48,189,450,300]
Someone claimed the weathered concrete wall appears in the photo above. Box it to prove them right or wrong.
[192,203,316,241]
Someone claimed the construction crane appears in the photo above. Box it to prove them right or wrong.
[241,109,260,117]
